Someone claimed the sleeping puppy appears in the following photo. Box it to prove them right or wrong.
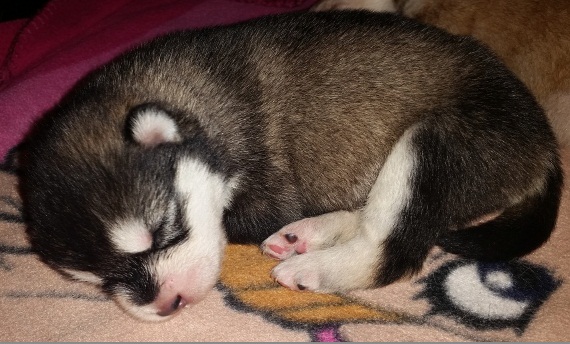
[20,10,562,321]
[312,0,570,146]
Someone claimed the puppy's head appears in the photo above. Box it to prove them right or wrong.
[23,105,235,321]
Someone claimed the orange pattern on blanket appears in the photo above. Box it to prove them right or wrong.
[220,244,403,325]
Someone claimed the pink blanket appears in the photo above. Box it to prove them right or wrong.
[0,0,317,162]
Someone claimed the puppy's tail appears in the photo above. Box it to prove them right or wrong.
[437,166,563,261]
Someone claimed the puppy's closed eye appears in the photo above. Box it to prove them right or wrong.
[150,202,187,251]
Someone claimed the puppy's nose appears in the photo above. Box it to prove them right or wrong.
[157,295,188,317]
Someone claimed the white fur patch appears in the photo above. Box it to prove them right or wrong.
[109,218,152,254]
[145,158,237,318]
[363,125,416,243]
[174,157,236,241]
[62,269,103,285]
[131,108,181,146]
[165,157,234,270]
[262,210,362,260]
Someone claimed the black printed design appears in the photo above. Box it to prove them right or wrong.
[0,196,23,224]
[416,259,561,335]
[5,291,109,302]
[0,193,29,271]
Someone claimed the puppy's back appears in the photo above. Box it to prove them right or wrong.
[396,0,570,144]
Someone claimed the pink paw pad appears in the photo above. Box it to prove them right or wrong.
[262,230,309,260]
[294,241,307,254]
[268,244,285,255]
[284,233,307,254]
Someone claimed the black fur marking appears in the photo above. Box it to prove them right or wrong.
[151,201,187,251]
[223,193,302,244]
[377,92,561,285]
[102,257,159,306]
[437,167,563,260]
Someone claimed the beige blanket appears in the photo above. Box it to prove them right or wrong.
[1,151,569,341]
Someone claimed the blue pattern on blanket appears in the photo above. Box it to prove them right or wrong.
[416,259,561,335]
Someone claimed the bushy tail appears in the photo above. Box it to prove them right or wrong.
[437,167,563,261]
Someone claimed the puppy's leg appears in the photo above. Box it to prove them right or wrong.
[261,210,361,260]
[272,126,425,292]
[311,0,397,12]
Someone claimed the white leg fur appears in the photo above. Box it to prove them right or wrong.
[311,0,397,12]
[261,210,361,260]
[271,127,417,292]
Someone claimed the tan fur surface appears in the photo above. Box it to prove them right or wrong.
[396,0,570,145]
[313,0,570,145]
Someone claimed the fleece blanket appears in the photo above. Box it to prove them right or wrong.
[1,0,569,341]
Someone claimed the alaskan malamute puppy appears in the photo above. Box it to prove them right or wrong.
[20,11,562,321]
[313,0,570,146]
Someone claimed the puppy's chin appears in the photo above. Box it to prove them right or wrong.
[115,297,179,322]
[113,288,211,322]
[111,258,221,321]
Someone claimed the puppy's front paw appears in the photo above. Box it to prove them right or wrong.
[260,218,316,260]
[271,237,381,293]
[261,233,306,260]
[261,211,361,260]
[271,254,323,292]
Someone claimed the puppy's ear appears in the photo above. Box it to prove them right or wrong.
[125,104,182,147]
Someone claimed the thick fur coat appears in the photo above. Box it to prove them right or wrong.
[314,0,570,145]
